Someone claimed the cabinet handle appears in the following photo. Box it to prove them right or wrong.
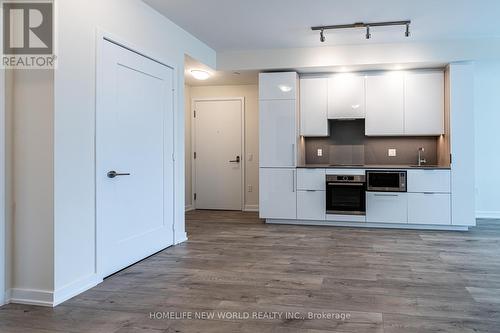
[374,194,398,197]
[292,170,296,192]
[292,144,296,165]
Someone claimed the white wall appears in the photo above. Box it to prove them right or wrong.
[186,85,259,210]
[474,61,500,218]
[12,70,55,301]
[0,68,4,305]
[218,38,500,71]
[51,0,215,303]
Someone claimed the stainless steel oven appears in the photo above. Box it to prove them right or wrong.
[366,170,407,192]
[326,174,366,215]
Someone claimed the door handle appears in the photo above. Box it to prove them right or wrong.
[229,156,241,163]
[107,171,131,178]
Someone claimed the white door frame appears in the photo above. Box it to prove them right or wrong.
[95,30,177,279]
[191,97,245,211]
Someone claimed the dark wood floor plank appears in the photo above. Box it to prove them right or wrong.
[1,210,499,333]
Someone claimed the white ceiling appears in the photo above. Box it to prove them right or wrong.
[145,0,500,51]
[185,55,259,86]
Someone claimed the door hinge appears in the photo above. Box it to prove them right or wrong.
[193,110,196,118]
[194,152,197,159]
[194,193,197,201]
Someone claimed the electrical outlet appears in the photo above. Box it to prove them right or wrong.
[388,148,397,157]
[317,149,323,157]
[248,185,253,193]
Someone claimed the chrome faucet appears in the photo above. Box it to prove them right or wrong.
[418,147,427,166]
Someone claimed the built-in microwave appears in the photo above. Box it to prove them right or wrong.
[366,171,407,192]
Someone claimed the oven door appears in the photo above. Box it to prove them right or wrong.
[326,182,366,215]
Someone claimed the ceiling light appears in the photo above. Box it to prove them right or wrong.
[191,70,210,80]
[312,20,411,42]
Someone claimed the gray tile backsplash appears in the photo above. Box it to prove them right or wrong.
[305,120,438,165]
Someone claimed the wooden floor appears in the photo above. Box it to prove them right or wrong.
[1,210,500,332]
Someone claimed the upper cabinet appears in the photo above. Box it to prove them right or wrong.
[328,74,366,119]
[259,72,299,167]
[365,70,444,136]
[300,78,329,136]
[365,72,405,136]
[404,71,444,136]
[259,72,298,100]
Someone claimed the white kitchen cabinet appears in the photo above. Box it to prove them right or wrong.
[366,192,408,224]
[259,99,297,167]
[259,72,298,100]
[365,73,405,136]
[297,191,326,220]
[259,168,297,219]
[405,71,445,135]
[328,74,366,119]
[300,78,329,136]
[296,168,326,191]
[407,169,451,193]
[408,193,451,225]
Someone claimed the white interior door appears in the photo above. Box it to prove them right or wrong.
[194,99,243,210]
[96,39,174,278]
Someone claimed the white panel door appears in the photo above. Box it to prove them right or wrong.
[194,99,243,210]
[328,74,366,119]
[405,71,445,135]
[259,72,297,100]
[96,39,174,277]
[297,191,326,221]
[259,100,296,167]
[259,168,297,219]
[365,73,405,136]
[300,78,328,136]
[408,193,451,225]
[366,192,408,224]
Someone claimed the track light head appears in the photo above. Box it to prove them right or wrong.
[320,28,326,43]
[366,25,371,39]
[405,23,411,37]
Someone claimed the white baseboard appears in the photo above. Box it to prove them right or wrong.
[476,211,500,219]
[6,288,54,307]
[6,274,103,307]
[174,232,188,245]
[185,205,195,212]
[53,274,102,306]
[244,204,259,212]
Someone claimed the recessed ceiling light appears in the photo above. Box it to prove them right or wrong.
[191,69,210,80]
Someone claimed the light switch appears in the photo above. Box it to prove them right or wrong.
[388,149,397,157]
[248,185,253,193]
[248,154,253,162]
[317,149,323,157]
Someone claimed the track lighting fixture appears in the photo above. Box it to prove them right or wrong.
[312,20,411,42]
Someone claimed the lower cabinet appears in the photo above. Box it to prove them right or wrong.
[297,191,326,220]
[259,168,297,219]
[408,193,451,225]
[366,192,408,224]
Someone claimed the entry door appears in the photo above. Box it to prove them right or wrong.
[194,99,243,210]
[96,39,174,277]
